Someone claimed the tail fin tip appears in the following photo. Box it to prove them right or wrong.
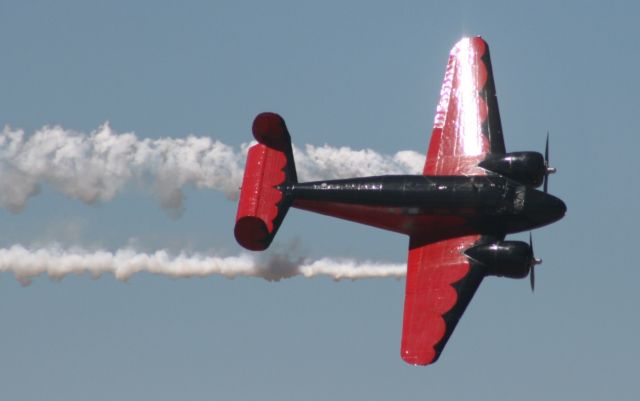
[252,112,289,148]
[234,216,271,251]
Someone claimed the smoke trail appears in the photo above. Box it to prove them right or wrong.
[0,245,405,285]
[0,123,424,213]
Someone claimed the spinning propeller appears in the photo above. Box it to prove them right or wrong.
[543,132,556,193]
[531,133,556,290]
[529,232,542,291]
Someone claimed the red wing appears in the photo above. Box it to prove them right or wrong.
[401,37,505,365]
[401,235,486,365]
[423,36,505,176]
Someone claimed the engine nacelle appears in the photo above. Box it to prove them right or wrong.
[465,241,533,279]
[479,152,545,187]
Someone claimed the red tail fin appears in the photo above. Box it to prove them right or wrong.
[234,113,297,251]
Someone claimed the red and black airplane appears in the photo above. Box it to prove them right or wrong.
[234,37,566,365]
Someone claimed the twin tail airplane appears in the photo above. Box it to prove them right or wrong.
[234,36,566,365]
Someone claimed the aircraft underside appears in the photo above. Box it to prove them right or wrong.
[233,36,567,365]
[289,175,565,242]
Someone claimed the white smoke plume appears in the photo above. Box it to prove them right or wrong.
[0,123,424,213]
[0,244,405,285]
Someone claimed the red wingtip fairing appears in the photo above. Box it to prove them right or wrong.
[401,348,438,366]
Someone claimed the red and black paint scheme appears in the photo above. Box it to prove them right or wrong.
[234,37,566,365]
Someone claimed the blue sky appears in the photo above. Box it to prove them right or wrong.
[0,1,638,400]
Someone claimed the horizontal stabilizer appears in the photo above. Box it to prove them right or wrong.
[234,113,296,251]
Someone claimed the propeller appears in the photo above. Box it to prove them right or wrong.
[543,132,556,193]
[529,232,542,292]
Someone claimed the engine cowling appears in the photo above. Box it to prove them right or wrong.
[465,241,533,279]
[479,152,546,187]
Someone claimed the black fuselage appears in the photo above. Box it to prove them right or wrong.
[285,175,566,238]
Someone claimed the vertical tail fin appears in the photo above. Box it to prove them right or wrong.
[234,113,297,251]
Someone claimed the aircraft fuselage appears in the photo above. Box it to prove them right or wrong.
[286,175,565,242]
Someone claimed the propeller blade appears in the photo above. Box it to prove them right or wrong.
[529,232,538,292]
[545,132,549,163]
[530,262,535,292]
[544,133,549,193]
[543,132,557,193]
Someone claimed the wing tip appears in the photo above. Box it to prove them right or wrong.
[451,36,489,55]
[401,348,439,366]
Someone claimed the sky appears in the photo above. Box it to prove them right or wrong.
[0,0,638,400]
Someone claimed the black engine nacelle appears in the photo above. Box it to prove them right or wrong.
[479,152,546,187]
[465,241,533,279]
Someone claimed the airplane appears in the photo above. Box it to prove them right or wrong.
[233,36,566,365]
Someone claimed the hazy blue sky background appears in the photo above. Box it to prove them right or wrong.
[0,1,638,400]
